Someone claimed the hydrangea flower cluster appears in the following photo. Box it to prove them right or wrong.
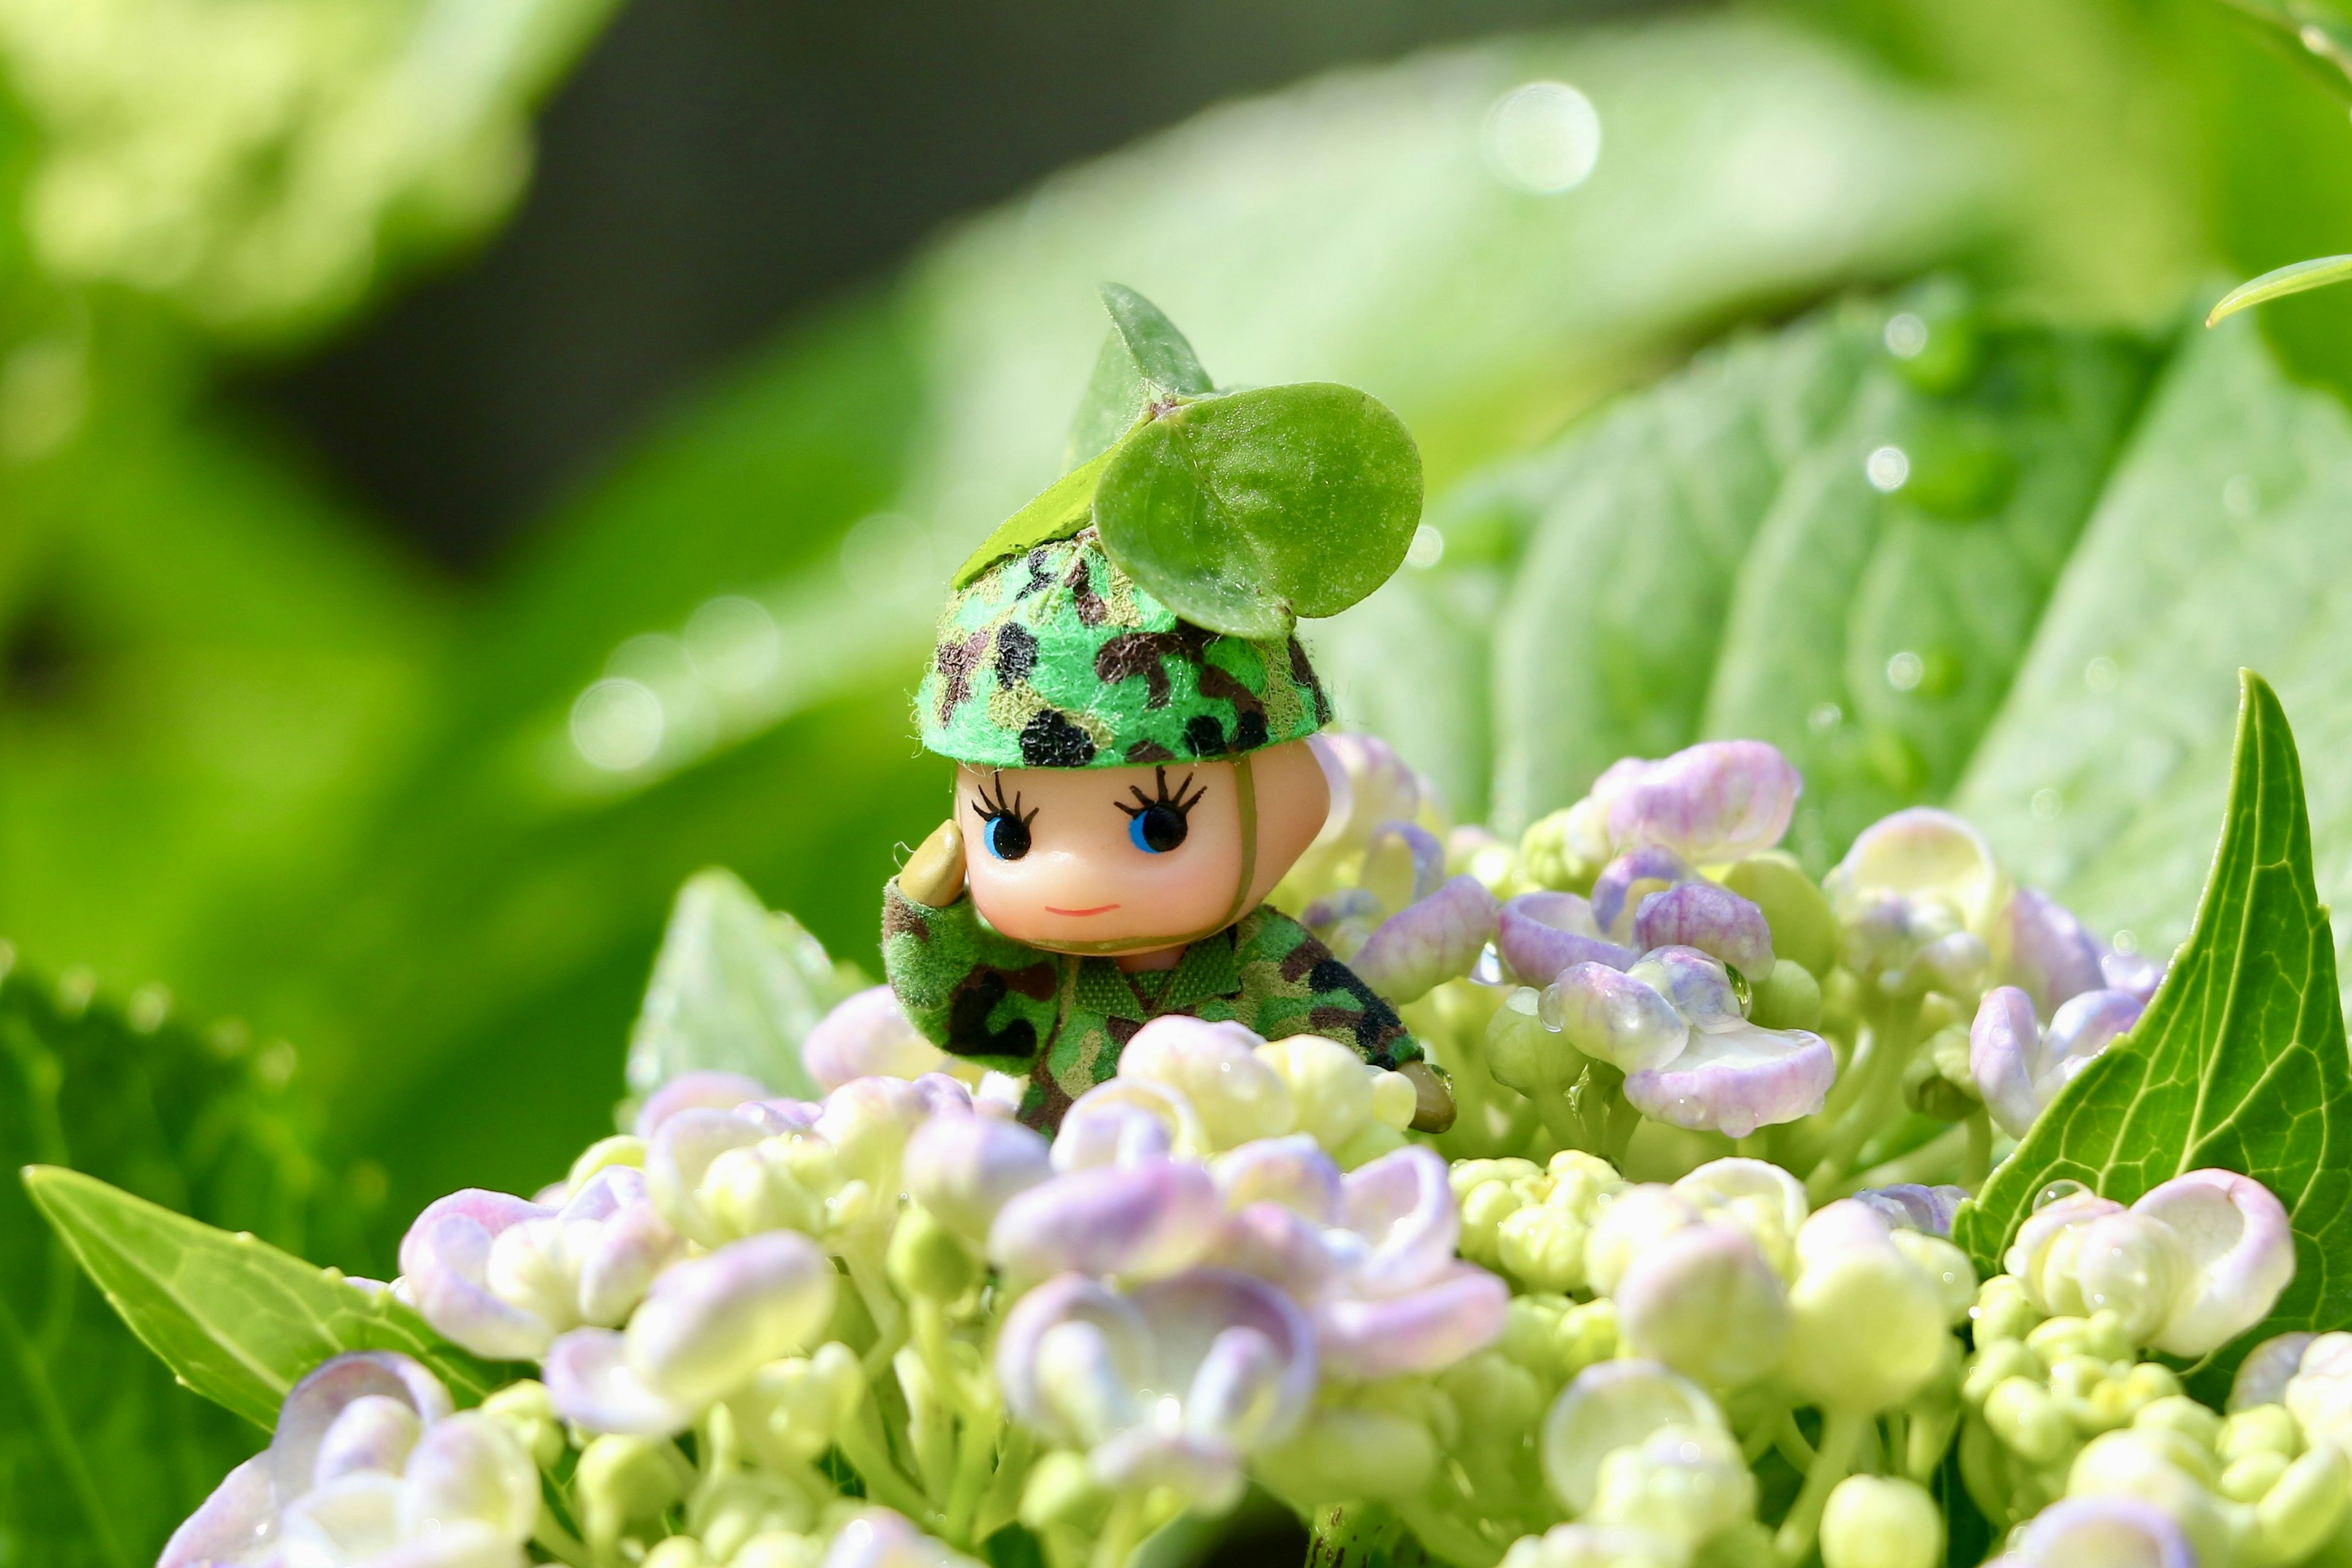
[161,733,2324,1568]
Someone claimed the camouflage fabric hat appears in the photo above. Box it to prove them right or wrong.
[918,529,1330,769]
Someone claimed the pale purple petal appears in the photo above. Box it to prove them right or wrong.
[1131,1270,1317,1446]
[311,1395,422,1482]
[1624,1022,1833,1139]
[1852,1185,1969,1238]
[574,1199,682,1325]
[555,1166,641,1224]
[1087,1428,1245,1510]
[2046,989,2145,1068]
[1499,892,1637,986]
[1602,741,1800,864]
[989,1161,1221,1283]
[543,1328,699,1436]
[625,1231,839,1406]
[160,1457,275,1568]
[1310,734,1431,857]
[1054,1080,1201,1169]
[741,1098,823,1136]
[1214,1202,1340,1298]
[1970,986,2044,1140]
[1827,808,2007,934]
[1350,876,1501,1004]
[1211,1135,1341,1223]
[1540,962,1689,1074]
[1338,1145,1458,1297]
[633,1070,768,1139]
[2132,1170,2296,1358]
[824,1507,981,1568]
[1626,946,1744,1031]
[995,1275,1153,1442]
[2231,1333,2319,1412]
[1631,884,1774,978]
[644,1107,765,1245]
[803,986,941,1091]
[1590,848,1698,939]
[1313,1264,1507,1380]
[398,1412,538,1541]
[270,1352,454,1500]
[2010,1496,2195,1568]
[1361,820,1449,910]
[2101,949,2165,1003]
[904,1114,1053,1241]
[1997,890,2106,1014]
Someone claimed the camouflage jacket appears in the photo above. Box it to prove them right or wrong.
[881,880,1419,1128]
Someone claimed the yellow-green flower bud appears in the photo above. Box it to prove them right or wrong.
[886,1204,979,1301]
[576,1434,695,1558]
[1020,1450,1109,1531]
[643,1539,708,1568]
[1460,1178,1532,1271]
[1255,1405,1438,1505]
[1519,805,1604,894]
[730,1343,865,1468]
[2134,1396,2223,1453]
[1501,1295,1571,1387]
[1820,1475,1941,1568]
[1587,1422,1756,1548]
[1749,958,1823,1033]
[1986,1376,2075,1466]
[1721,853,1838,979]
[2220,1405,2301,1467]
[1439,1352,1545,1446]
[1499,1198,1591,1293]
[570,1134,649,1191]
[2026,1316,2095,1365]
[1964,1340,2042,1407]
[1890,1232,1977,1326]
[1558,1300,1622,1379]
[2222,1450,2291,1503]
[480,1378,566,1470]
[731,1534,825,1568]
[2256,1442,2350,1562]
[1972,1273,2041,1343]
[2067,1429,2236,1566]
[694,1473,817,1562]
[703,1140,828,1240]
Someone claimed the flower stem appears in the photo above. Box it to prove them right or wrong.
[1774,1408,1867,1566]
[1963,1109,1992,1189]
[1091,1493,1144,1568]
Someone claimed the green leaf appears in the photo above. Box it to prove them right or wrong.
[1094,383,1422,639]
[1478,290,2154,849]
[24,1165,510,1429]
[624,866,864,1101]
[1953,673,2352,1398]
[0,962,377,1566]
[1066,284,1215,467]
[951,446,1118,589]
[1950,311,2352,997]
[2206,254,2352,326]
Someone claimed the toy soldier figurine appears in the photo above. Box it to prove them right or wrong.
[881,286,1453,1133]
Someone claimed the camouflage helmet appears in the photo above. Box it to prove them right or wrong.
[917,285,1421,771]
[918,529,1330,769]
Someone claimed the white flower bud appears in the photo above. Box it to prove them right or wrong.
[1785,1204,1947,1415]
[2007,1190,2127,1318]
[1257,1036,1390,1158]
[1672,1158,1809,1281]
[1613,1224,1789,1390]
[1585,1186,1701,1297]
[1889,1231,1977,1327]
[2129,1169,2296,1359]
[2255,1442,2349,1562]
[1501,1523,1689,1568]
[1117,1017,1294,1148]
[2069,1213,2191,1346]
[2288,1332,2352,1449]
[1586,1422,1755,1547]
[2067,1430,2236,1567]
[1539,1360,1724,1514]
[1820,1475,1940,1568]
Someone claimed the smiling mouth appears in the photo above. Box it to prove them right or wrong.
[1045,904,1121,917]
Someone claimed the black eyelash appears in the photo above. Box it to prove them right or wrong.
[971,772,1037,827]
[1114,766,1206,822]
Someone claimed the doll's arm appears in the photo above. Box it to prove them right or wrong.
[883,821,1061,1063]
[1234,905,1455,1131]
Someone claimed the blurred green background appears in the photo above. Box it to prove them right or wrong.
[11,0,2352,1553]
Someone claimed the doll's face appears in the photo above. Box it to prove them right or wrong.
[957,737,1330,955]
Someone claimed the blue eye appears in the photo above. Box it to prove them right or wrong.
[982,812,1032,861]
[1127,803,1189,854]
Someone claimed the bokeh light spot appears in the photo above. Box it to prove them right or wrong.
[571,677,665,771]
[1485,81,1601,194]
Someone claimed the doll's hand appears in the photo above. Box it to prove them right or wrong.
[900,819,967,908]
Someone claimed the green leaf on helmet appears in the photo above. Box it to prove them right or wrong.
[950,444,1119,588]
[1066,284,1215,467]
[1093,382,1423,639]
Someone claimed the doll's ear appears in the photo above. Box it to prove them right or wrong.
[1065,284,1215,468]
[1092,382,1423,640]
